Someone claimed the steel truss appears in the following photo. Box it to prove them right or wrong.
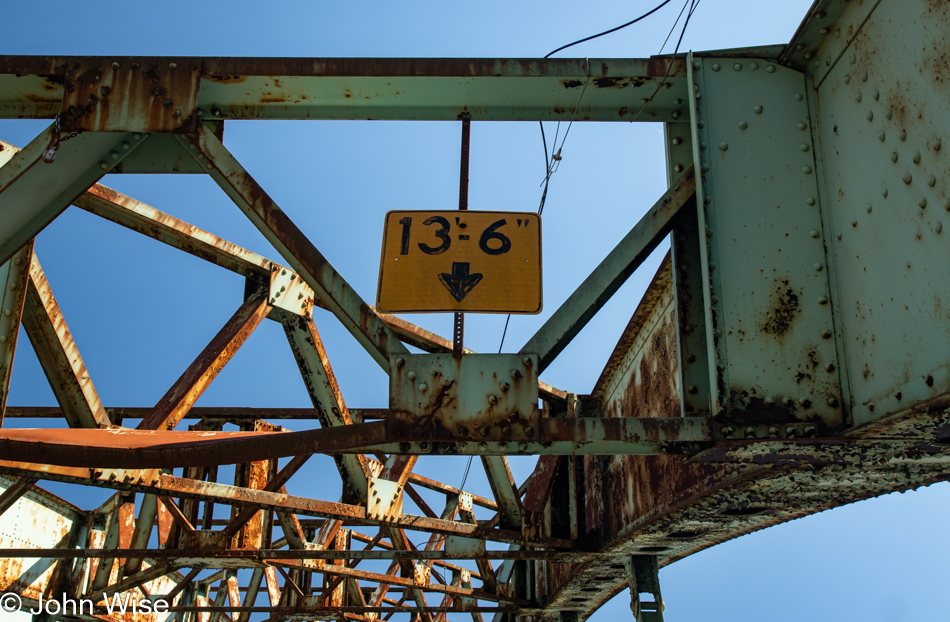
[0,0,949,620]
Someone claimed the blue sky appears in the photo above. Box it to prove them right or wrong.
[1,1,948,620]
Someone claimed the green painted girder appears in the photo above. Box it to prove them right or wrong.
[0,56,688,122]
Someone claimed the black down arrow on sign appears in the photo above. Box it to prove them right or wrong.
[438,262,483,302]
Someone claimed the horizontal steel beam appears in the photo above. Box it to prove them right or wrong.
[0,417,711,467]
[0,56,688,122]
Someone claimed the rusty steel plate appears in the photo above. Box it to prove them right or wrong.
[376,210,541,314]
[388,353,539,442]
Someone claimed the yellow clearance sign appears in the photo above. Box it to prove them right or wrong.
[376,210,542,314]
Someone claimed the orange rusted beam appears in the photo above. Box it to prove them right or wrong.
[138,290,272,431]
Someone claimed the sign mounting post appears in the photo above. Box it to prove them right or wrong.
[454,113,471,358]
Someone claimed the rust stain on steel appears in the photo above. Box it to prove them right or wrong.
[760,280,801,336]
[0,241,34,427]
[22,252,110,429]
[137,292,272,431]
[59,58,201,133]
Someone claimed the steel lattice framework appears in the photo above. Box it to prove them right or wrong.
[0,0,948,620]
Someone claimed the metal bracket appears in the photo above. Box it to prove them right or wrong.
[388,353,539,442]
[268,265,314,318]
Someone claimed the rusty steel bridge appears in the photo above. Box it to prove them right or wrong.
[0,0,948,620]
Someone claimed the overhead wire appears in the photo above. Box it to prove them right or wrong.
[497,0,700,353]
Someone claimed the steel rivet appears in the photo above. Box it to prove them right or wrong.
[766,65,776,73]
[6,284,13,291]
[522,356,533,367]
[885,110,893,120]
[796,43,805,50]
[511,369,522,380]
[819,27,829,35]
[934,139,942,151]
[749,62,759,71]
[878,131,886,142]
[519,442,529,452]
[861,71,869,82]
[851,219,858,227]
[844,75,851,84]
[733,63,742,71]
[919,198,928,208]
[719,143,728,151]
[803,52,813,60]
[806,197,816,206]
[803,166,813,174]
[712,63,721,71]
[418,383,428,393]
[674,163,684,172]
[500,382,509,392]
[818,296,828,305]
[798,122,807,130]
[873,90,880,101]
[687,385,697,394]
[928,175,936,187]
[695,91,702,100]
[488,395,497,405]
[395,357,405,368]
[936,223,943,233]
[945,199,950,211]
[671,137,683,146]
[702,164,710,173]
[825,363,835,372]
[821,330,832,339]
[795,93,804,101]
[132,133,141,139]
[697,120,704,128]
[912,152,921,164]
[671,110,681,120]
[810,230,819,238]
[753,105,763,114]
[866,110,873,121]
[13,258,20,266]
[110,151,119,159]
[169,62,178,70]
[890,152,898,163]
[837,233,842,240]
[212,107,222,117]
[693,61,701,70]
[745,427,756,438]
[856,92,862,102]
[738,121,748,130]
[782,397,791,405]
[903,173,912,184]
[99,162,108,170]
[407,371,416,380]
[866,204,873,213]
[173,109,182,117]
[849,54,856,64]
[2,309,9,317]
[700,142,707,151]
[800,144,810,152]
[882,187,888,198]
[764,396,774,405]
[111,62,120,70]
[814,263,823,271]
[899,130,907,141]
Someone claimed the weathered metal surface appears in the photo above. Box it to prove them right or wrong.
[0,57,688,122]
[269,266,314,318]
[0,2,947,619]
[22,252,110,428]
[59,58,201,133]
[689,55,843,431]
[389,353,539,442]
[0,127,146,265]
[0,240,32,425]
[181,124,409,372]
[519,166,695,372]
[137,291,272,431]
[811,0,950,428]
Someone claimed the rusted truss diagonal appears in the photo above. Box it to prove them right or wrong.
[520,165,696,371]
[22,251,110,428]
[0,241,32,425]
[0,129,147,265]
[137,290,272,431]
[179,124,409,372]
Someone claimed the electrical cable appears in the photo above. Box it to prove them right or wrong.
[543,0,676,59]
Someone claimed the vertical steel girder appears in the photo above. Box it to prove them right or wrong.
[0,2,948,619]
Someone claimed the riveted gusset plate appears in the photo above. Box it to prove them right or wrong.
[814,0,950,427]
[690,57,843,431]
